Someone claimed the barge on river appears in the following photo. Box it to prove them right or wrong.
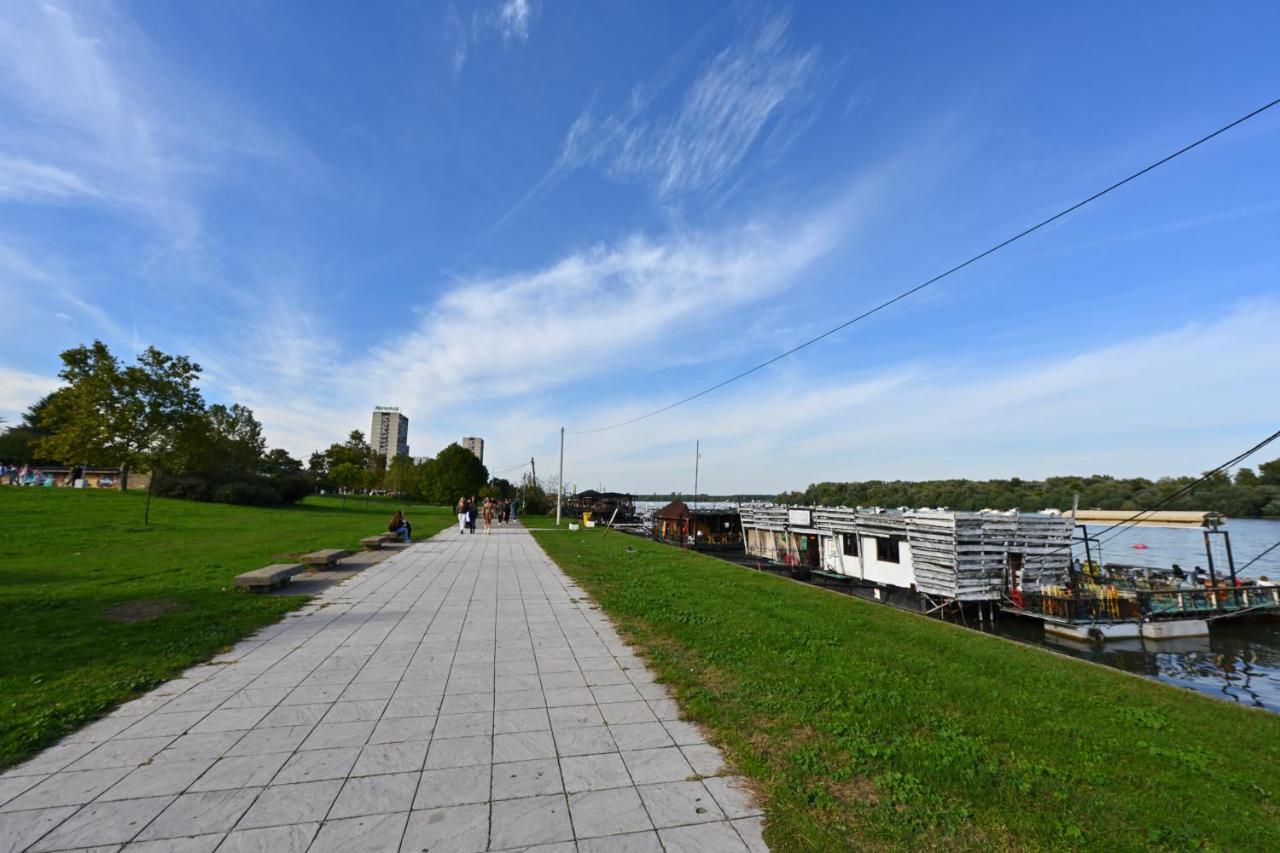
[737,504,1280,641]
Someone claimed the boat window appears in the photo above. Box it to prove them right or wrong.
[842,533,858,556]
[876,537,900,563]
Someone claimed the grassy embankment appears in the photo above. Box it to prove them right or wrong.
[528,521,1280,851]
[0,487,452,769]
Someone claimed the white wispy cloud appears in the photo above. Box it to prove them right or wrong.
[447,0,538,74]
[558,13,819,201]
[199,196,853,459]
[0,1,318,244]
[548,301,1280,492]
[496,0,534,41]
[0,153,98,202]
[0,366,59,424]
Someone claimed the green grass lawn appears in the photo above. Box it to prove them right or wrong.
[0,487,452,769]
[528,521,1280,851]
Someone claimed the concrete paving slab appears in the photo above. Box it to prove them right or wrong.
[1,526,762,851]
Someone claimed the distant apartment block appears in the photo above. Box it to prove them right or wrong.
[461,436,484,463]
[372,407,409,463]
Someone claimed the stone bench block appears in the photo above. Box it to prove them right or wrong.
[299,549,352,571]
[235,564,305,593]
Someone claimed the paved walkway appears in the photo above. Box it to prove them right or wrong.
[0,526,765,852]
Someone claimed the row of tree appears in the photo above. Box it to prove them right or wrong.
[1,340,560,517]
[1,341,312,520]
[777,465,1280,517]
[304,429,553,513]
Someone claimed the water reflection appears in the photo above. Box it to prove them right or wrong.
[975,615,1280,712]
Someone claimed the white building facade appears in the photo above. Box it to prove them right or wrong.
[371,407,409,464]
[460,436,484,463]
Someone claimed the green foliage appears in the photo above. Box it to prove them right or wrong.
[12,342,313,509]
[0,425,41,464]
[780,462,1280,518]
[0,488,454,769]
[212,481,281,506]
[483,477,515,499]
[34,341,205,472]
[520,476,550,514]
[385,454,418,495]
[530,525,1280,850]
[328,462,363,507]
[415,443,489,505]
[261,448,304,478]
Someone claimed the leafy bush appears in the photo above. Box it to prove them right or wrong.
[155,475,210,502]
[270,473,314,504]
[213,481,281,506]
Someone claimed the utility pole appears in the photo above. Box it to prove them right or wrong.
[693,440,700,505]
[528,457,536,514]
[556,427,564,527]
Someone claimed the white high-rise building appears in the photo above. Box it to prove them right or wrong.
[371,407,409,464]
[461,436,484,463]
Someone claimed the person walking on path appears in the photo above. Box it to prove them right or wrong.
[456,496,467,534]
[466,496,477,534]
[482,498,495,534]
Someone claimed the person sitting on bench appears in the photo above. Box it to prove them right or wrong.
[389,510,412,543]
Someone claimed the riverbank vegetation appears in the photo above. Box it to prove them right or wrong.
[529,523,1280,850]
[0,488,452,769]
[780,461,1280,518]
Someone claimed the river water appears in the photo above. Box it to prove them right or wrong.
[633,505,1280,712]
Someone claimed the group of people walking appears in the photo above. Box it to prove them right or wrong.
[455,496,516,534]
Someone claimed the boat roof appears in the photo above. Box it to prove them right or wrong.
[1069,509,1224,528]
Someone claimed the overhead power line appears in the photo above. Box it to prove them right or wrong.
[490,460,533,475]
[1237,541,1280,574]
[571,97,1280,435]
[1077,426,1280,553]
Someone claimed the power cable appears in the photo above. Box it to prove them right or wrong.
[490,460,532,475]
[571,97,1280,435]
[1237,540,1280,574]
[1070,427,1280,555]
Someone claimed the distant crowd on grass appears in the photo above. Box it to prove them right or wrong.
[0,340,555,513]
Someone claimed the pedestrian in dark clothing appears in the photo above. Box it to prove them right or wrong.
[466,497,477,533]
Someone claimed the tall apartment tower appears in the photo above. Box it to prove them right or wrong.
[371,407,409,464]
[460,436,484,463]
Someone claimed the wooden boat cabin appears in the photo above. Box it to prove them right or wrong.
[739,504,1074,602]
[563,490,638,523]
[652,501,743,551]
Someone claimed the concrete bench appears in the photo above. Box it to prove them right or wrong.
[360,533,398,550]
[235,563,304,593]
[299,549,351,571]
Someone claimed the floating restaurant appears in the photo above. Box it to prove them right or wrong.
[562,490,638,524]
[737,504,1280,640]
[651,500,742,551]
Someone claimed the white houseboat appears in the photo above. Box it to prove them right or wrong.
[738,504,1073,605]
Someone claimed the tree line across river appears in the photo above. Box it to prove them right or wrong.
[777,465,1280,518]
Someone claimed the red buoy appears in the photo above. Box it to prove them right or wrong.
[1132,543,1149,550]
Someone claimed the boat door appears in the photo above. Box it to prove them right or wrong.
[1007,552,1025,606]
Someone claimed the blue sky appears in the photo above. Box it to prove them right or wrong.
[2,1,1279,493]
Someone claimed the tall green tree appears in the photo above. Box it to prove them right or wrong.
[34,341,204,523]
[262,448,304,477]
[418,443,488,505]
[328,462,362,508]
